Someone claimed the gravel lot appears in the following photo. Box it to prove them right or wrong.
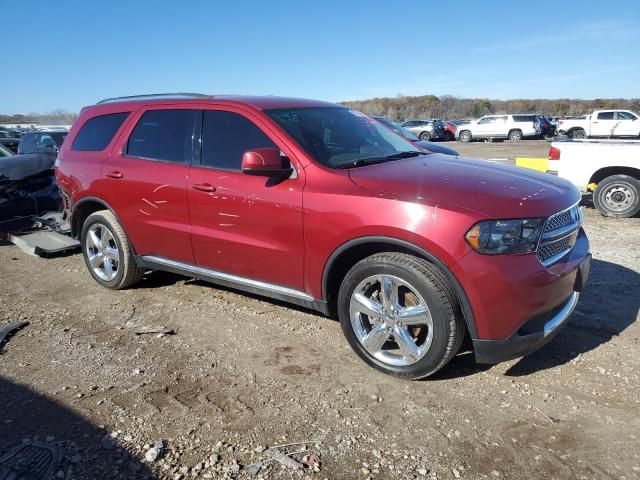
[1,142,639,480]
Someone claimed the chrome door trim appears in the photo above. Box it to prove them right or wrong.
[140,255,313,301]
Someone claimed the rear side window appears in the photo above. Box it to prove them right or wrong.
[513,115,534,122]
[201,111,276,170]
[597,111,614,120]
[126,109,198,163]
[72,112,129,151]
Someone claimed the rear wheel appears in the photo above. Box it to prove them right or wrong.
[571,128,586,139]
[459,130,472,143]
[419,131,431,141]
[508,129,522,142]
[593,175,640,218]
[337,253,465,379]
[81,210,145,289]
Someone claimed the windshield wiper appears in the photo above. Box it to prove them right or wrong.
[336,151,422,169]
[384,151,422,159]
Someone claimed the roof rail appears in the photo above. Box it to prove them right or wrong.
[96,93,211,104]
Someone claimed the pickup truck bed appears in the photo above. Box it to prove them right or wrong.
[548,139,640,218]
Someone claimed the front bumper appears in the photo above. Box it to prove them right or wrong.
[472,251,591,364]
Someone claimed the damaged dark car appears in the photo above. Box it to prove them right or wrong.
[0,152,61,227]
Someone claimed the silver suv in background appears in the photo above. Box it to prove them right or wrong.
[400,119,446,141]
[455,114,540,142]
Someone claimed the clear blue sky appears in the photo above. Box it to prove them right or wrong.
[2,0,639,113]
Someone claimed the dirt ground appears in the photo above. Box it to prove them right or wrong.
[1,142,639,480]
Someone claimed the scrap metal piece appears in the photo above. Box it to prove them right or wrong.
[7,231,80,257]
[0,442,62,480]
[0,321,28,354]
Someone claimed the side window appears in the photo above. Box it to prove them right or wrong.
[127,109,198,163]
[513,115,533,123]
[37,134,54,147]
[617,111,637,120]
[477,117,495,124]
[201,111,277,170]
[72,112,130,151]
[597,111,614,120]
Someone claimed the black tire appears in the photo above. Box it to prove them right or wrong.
[419,131,431,141]
[80,210,145,289]
[508,129,522,142]
[459,130,472,143]
[571,128,586,139]
[593,175,640,218]
[444,131,454,141]
[337,253,465,380]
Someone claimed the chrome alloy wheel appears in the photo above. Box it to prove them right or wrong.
[349,274,434,367]
[85,223,120,281]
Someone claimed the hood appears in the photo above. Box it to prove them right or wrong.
[348,154,580,218]
[414,140,459,156]
[0,154,55,181]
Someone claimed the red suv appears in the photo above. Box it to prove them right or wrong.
[56,94,591,379]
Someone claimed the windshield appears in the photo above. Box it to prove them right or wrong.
[266,107,421,168]
[374,117,420,141]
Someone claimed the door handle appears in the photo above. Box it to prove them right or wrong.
[105,170,123,179]
[192,183,216,193]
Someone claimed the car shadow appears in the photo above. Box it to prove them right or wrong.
[504,258,639,376]
[0,375,156,479]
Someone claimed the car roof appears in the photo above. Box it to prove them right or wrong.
[86,93,338,115]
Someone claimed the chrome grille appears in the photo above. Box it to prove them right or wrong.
[543,209,572,233]
[538,236,574,263]
[537,204,582,266]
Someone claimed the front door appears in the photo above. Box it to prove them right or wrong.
[188,108,305,291]
[100,107,199,264]
[614,111,640,136]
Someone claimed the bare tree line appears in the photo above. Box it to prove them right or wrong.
[342,95,640,121]
[3,96,640,126]
[0,109,78,125]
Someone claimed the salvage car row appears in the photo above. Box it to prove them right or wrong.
[398,109,640,143]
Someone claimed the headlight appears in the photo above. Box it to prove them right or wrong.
[465,218,544,254]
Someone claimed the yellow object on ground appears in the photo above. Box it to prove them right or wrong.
[515,157,549,173]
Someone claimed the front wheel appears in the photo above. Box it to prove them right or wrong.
[419,131,431,141]
[337,253,465,379]
[593,175,640,218]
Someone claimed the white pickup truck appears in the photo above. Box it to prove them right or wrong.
[557,110,640,139]
[548,139,640,218]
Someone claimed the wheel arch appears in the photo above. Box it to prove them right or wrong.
[321,236,477,338]
[71,197,136,254]
[589,166,640,188]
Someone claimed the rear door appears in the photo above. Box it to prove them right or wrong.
[188,107,305,290]
[591,111,616,136]
[100,106,198,264]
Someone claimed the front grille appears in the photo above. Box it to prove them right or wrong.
[538,235,574,263]
[537,204,582,266]
[543,209,572,233]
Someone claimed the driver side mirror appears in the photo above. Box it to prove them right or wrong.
[241,148,293,178]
